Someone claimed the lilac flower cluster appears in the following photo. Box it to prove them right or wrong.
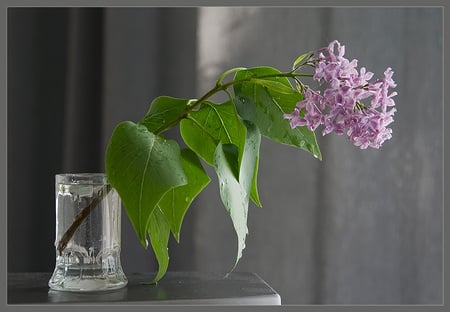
[285,40,397,149]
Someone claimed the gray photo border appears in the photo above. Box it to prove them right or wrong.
[1,1,446,312]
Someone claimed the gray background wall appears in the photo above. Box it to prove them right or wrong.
[7,7,442,304]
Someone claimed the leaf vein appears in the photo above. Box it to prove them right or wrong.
[205,102,233,143]
[138,136,155,241]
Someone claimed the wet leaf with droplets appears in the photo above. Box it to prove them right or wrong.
[157,148,211,242]
[180,100,246,166]
[147,206,170,284]
[105,121,187,247]
[140,96,189,133]
[214,143,248,273]
[242,121,262,208]
[213,121,261,274]
[233,66,322,160]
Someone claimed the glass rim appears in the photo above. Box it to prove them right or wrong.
[55,173,109,185]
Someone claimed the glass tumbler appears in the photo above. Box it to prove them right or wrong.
[48,173,128,292]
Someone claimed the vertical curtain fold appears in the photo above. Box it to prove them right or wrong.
[8,8,70,272]
[62,8,104,172]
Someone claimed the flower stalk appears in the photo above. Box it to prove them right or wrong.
[159,70,312,134]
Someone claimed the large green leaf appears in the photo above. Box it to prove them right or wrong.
[140,96,189,133]
[158,149,211,242]
[105,121,187,247]
[180,101,261,206]
[148,206,171,283]
[179,100,246,166]
[213,121,261,272]
[214,143,247,271]
[233,66,322,160]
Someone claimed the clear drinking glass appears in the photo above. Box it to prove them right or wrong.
[48,173,128,292]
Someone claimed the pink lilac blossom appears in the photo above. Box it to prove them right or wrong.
[284,40,397,149]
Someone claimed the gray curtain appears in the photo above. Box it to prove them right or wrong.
[7,7,442,305]
[8,7,198,275]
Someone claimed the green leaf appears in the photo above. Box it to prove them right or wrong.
[180,100,246,166]
[213,121,261,273]
[233,66,322,160]
[179,100,261,207]
[140,96,189,133]
[148,206,171,284]
[105,121,187,247]
[217,67,247,85]
[158,149,211,242]
[292,52,312,70]
[250,154,262,207]
[241,121,262,208]
[250,78,298,94]
[214,143,247,272]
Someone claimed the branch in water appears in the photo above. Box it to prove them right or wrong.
[56,184,112,255]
